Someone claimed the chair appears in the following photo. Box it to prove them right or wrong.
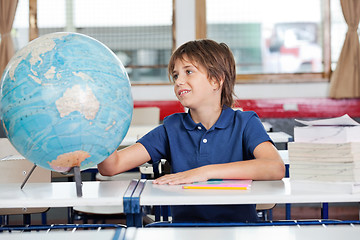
[131,107,160,126]
[0,138,51,225]
[256,203,276,221]
[51,170,75,182]
[72,107,161,224]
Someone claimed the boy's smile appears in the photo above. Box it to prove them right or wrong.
[178,89,191,96]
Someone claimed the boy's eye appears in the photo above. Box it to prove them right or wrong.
[186,70,193,75]
[172,74,178,81]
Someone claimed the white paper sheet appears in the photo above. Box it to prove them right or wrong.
[295,114,360,126]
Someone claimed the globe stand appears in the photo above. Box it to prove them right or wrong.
[20,164,83,198]
[20,164,37,189]
[73,166,83,197]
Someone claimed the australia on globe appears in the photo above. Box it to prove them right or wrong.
[0,32,133,172]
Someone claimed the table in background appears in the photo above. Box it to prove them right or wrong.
[262,121,273,132]
[268,131,293,150]
[268,131,292,142]
[279,150,289,176]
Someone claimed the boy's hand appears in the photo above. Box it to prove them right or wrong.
[153,167,208,185]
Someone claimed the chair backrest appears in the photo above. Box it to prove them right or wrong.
[0,138,21,159]
[0,138,51,215]
[0,157,51,184]
[131,107,160,125]
[256,203,276,211]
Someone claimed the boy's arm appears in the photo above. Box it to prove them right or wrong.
[153,141,285,185]
[97,142,151,176]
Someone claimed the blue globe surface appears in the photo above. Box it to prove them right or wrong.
[0,32,133,172]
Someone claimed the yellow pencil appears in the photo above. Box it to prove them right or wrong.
[182,186,249,190]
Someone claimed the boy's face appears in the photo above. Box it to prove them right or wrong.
[171,55,221,110]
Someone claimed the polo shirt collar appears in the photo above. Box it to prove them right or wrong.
[183,107,234,130]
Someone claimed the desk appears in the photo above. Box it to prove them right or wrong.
[139,179,360,206]
[268,131,293,144]
[1,179,360,228]
[0,181,130,210]
[125,179,360,226]
[279,150,289,165]
[262,121,273,132]
[268,131,293,150]
[279,150,289,178]
[124,225,360,240]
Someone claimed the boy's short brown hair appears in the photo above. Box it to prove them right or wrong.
[168,39,236,108]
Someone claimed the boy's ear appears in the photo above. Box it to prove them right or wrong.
[211,77,224,91]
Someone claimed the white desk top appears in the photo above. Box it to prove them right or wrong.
[0,180,130,209]
[262,121,272,132]
[279,149,289,164]
[268,131,293,143]
[139,179,360,206]
[124,225,360,240]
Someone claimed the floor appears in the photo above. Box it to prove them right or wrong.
[272,203,360,221]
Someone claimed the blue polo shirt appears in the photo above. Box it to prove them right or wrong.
[138,107,273,223]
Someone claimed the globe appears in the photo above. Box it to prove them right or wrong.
[0,32,133,172]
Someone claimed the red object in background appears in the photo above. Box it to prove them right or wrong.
[134,98,360,120]
[280,46,300,57]
[233,98,360,118]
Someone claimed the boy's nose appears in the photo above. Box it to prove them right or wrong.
[175,76,186,85]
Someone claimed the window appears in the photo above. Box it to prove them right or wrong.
[12,0,29,51]
[204,0,347,83]
[12,0,173,84]
[10,0,350,84]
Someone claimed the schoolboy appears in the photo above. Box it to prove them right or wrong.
[98,39,285,222]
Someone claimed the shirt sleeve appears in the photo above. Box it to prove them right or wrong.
[136,124,169,164]
[242,112,273,159]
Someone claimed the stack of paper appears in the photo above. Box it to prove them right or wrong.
[289,114,360,185]
[294,114,360,143]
